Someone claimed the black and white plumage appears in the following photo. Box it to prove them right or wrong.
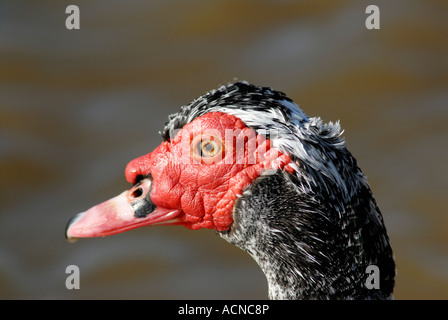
[66,81,395,300]
[162,81,395,299]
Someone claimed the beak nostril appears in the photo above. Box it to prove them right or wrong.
[131,187,144,199]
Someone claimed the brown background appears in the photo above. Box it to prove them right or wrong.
[1,0,447,299]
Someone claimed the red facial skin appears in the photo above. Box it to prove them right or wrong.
[66,112,294,240]
[125,112,294,231]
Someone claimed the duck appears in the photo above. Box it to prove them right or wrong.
[66,81,395,299]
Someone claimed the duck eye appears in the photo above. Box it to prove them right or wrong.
[197,139,221,158]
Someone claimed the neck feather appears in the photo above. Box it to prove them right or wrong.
[219,171,395,300]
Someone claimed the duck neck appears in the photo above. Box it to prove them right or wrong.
[219,171,395,299]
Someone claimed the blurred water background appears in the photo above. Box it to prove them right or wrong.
[0,0,447,299]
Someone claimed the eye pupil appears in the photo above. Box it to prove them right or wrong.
[196,139,222,158]
[204,143,214,152]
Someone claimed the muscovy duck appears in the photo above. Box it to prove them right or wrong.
[66,81,395,299]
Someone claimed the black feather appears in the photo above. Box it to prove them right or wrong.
[163,81,395,299]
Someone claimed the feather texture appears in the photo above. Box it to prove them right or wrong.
[163,81,395,299]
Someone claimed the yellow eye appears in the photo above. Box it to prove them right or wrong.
[197,139,222,158]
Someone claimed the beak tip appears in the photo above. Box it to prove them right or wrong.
[65,211,85,243]
[66,235,78,243]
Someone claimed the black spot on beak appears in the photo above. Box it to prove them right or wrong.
[130,175,156,218]
[132,194,156,218]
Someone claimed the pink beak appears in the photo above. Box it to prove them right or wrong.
[65,178,180,242]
